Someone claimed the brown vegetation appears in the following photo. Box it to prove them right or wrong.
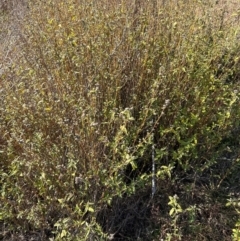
[0,0,240,240]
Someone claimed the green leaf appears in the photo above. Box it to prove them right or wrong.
[60,229,67,238]
[87,206,94,213]
[169,208,175,216]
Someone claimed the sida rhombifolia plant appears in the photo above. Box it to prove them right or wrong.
[0,0,240,240]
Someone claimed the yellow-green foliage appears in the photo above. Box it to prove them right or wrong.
[0,0,239,240]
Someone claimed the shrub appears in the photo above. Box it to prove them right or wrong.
[0,0,239,240]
